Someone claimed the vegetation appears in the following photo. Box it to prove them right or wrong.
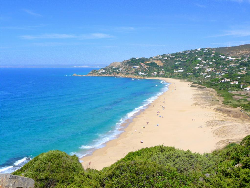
[17,44,250,187]
[88,44,250,112]
[14,135,250,187]
[13,150,86,187]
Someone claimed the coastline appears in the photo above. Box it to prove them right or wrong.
[80,78,250,170]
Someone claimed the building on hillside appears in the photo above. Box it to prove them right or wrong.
[99,69,106,73]
[244,86,250,91]
[152,72,158,76]
[138,72,147,76]
[221,78,231,83]
[133,66,140,69]
[228,57,236,60]
[230,81,238,85]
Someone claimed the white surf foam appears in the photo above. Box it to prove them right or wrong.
[0,157,31,174]
[75,80,170,158]
[14,157,30,166]
[0,166,14,173]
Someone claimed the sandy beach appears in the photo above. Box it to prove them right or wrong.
[81,78,250,170]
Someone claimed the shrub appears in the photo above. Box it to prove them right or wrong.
[240,135,250,147]
[13,135,250,187]
[101,160,193,187]
[13,150,85,187]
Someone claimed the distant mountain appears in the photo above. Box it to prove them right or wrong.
[87,44,250,79]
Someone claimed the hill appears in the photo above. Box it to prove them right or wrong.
[214,44,250,57]
[86,44,250,112]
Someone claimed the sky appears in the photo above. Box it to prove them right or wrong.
[1,0,250,68]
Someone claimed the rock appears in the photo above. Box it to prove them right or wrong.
[205,173,210,178]
[108,62,122,68]
[0,174,34,188]
[235,163,243,168]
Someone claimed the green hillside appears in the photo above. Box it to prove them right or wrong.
[13,135,250,187]
[87,44,250,112]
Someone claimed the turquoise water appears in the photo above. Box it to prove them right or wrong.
[0,68,169,173]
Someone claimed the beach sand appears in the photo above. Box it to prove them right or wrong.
[81,78,250,170]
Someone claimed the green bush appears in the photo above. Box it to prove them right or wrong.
[241,135,250,147]
[13,150,85,187]
[13,135,250,187]
[101,160,192,187]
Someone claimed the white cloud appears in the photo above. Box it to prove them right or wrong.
[115,27,135,32]
[23,9,42,17]
[213,29,250,37]
[32,42,71,47]
[20,33,114,40]
[80,33,113,39]
[224,29,250,37]
[195,3,206,8]
[210,40,250,47]
[21,34,76,39]
[208,26,250,37]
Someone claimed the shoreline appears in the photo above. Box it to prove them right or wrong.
[78,78,169,158]
[80,78,250,170]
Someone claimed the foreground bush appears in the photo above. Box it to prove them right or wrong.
[13,150,85,187]
[13,135,250,187]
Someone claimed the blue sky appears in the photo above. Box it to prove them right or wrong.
[1,0,250,67]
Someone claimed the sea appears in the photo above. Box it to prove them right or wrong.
[0,68,169,173]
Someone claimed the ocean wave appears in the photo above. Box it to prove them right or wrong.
[0,157,31,174]
[122,81,169,121]
[80,145,95,149]
[76,80,169,158]
[76,128,123,158]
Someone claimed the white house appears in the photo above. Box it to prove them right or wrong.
[230,81,238,85]
[138,72,147,76]
[221,78,230,83]
[228,57,236,60]
[244,86,250,91]
[99,69,106,73]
